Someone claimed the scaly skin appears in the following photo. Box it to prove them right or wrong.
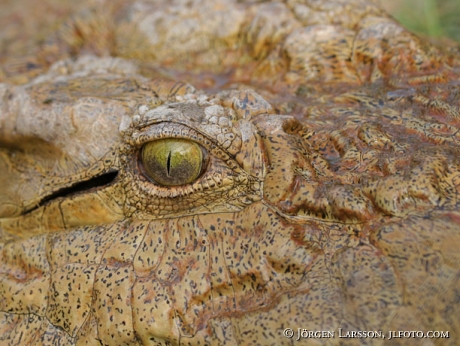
[1,0,460,345]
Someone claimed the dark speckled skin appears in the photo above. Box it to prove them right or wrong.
[1,0,460,345]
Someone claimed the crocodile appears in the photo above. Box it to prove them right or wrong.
[1,0,460,345]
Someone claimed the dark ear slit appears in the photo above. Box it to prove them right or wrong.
[25,170,119,215]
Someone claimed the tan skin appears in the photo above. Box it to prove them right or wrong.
[1,0,460,345]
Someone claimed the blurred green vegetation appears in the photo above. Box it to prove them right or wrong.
[382,0,460,43]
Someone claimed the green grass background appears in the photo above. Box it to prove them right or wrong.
[381,0,460,43]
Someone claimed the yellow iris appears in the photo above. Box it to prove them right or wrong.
[141,139,204,186]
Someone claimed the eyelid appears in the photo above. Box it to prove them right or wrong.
[129,122,212,147]
[129,121,234,163]
[126,104,243,155]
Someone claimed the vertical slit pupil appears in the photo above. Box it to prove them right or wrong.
[167,151,172,176]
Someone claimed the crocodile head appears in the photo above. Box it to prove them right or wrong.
[1,0,460,345]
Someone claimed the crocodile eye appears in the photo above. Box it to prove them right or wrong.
[141,139,206,186]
